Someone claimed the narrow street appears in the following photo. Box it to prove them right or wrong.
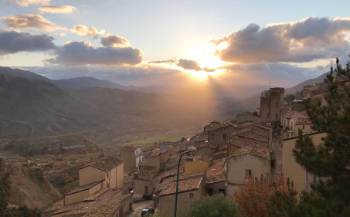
[128,200,154,217]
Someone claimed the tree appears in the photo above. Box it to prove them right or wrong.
[190,195,237,217]
[268,191,297,217]
[234,176,295,217]
[294,57,350,217]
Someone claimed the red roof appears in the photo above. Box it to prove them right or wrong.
[206,159,225,184]
[159,176,203,197]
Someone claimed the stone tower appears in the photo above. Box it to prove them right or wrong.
[259,87,285,123]
[259,87,285,177]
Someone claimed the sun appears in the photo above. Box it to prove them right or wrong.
[183,41,228,81]
[186,41,227,69]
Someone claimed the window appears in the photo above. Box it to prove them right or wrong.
[245,169,252,177]
[223,134,227,142]
[271,159,276,169]
[189,193,194,199]
[219,189,226,196]
[208,188,213,196]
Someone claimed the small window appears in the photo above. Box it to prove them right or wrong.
[189,193,194,199]
[271,159,276,169]
[245,169,252,177]
[219,189,226,196]
[223,134,227,142]
[208,188,213,196]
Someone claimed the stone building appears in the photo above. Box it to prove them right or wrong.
[281,110,313,138]
[183,159,209,176]
[228,122,271,155]
[206,121,235,151]
[226,148,271,197]
[158,175,205,217]
[205,158,226,196]
[46,160,131,217]
[259,87,285,123]
[120,145,136,173]
[65,161,124,205]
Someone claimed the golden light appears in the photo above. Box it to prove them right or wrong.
[187,69,225,81]
[183,41,228,81]
[186,41,227,69]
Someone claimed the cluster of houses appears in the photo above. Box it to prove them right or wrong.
[45,158,132,217]
[125,86,326,217]
[45,83,326,217]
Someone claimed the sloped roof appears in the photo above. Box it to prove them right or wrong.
[65,179,104,195]
[229,147,270,160]
[206,159,225,184]
[159,175,203,197]
[82,157,122,172]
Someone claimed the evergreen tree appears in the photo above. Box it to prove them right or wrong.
[293,57,350,217]
[190,195,237,217]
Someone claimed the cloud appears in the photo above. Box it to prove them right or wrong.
[29,62,326,99]
[11,0,50,7]
[101,35,129,47]
[71,25,105,37]
[215,17,350,63]
[0,30,55,54]
[2,14,64,31]
[49,41,143,66]
[224,62,327,87]
[177,59,201,71]
[38,5,75,14]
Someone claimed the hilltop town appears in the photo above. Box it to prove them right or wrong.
[30,76,327,217]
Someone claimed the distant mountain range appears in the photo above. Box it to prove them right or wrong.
[52,77,125,91]
[0,66,327,143]
[0,67,244,142]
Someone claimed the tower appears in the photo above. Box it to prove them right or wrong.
[259,87,285,123]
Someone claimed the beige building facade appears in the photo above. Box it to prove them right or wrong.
[226,151,271,197]
[282,133,326,193]
[158,176,204,217]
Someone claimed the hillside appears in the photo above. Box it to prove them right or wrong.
[52,77,125,91]
[0,67,243,143]
[285,72,328,95]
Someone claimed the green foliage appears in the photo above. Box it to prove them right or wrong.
[190,195,237,217]
[268,191,298,217]
[293,58,350,217]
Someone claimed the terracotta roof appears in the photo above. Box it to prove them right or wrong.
[48,190,130,217]
[206,159,225,184]
[82,157,122,172]
[159,175,203,197]
[284,111,312,125]
[65,179,104,195]
[229,147,270,160]
[205,121,234,132]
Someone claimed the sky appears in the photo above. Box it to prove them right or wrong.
[1,0,350,95]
